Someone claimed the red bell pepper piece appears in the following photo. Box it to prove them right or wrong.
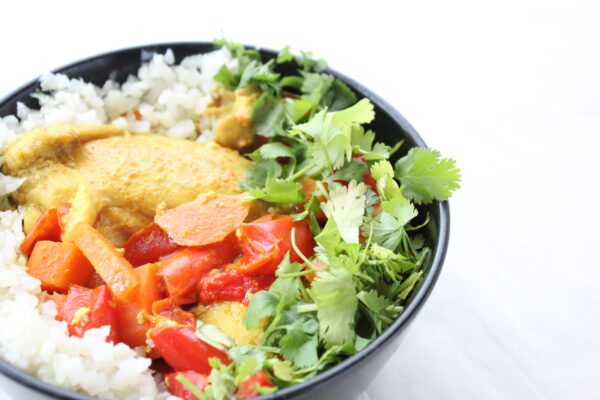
[56,285,120,343]
[123,223,181,267]
[114,298,152,348]
[235,370,275,399]
[234,215,315,276]
[199,269,273,305]
[20,208,63,255]
[149,325,230,374]
[165,371,208,400]
[159,234,239,305]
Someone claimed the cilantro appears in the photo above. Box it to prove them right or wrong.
[321,181,367,244]
[351,126,395,160]
[370,196,417,251]
[239,159,282,192]
[322,79,357,111]
[296,51,328,72]
[195,321,234,351]
[244,291,279,330]
[238,60,280,94]
[276,45,293,63]
[309,268,358,346]
[213,65,239,88]
[395,148,461,204]
[252,93,285,137]
[328,159,368,183]
[248,178,304,204]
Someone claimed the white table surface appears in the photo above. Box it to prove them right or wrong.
[1,1,599,399]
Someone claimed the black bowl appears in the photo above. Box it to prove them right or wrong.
[0,42,450,400]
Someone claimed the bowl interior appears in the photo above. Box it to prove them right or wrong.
[0,42,449,400]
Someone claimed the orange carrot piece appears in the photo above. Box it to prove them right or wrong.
[27,240,94,293]
[155,194,249,247]
[134,263,164,313]
[71,223,139,301]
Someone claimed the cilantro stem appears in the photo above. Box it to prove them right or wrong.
[288,164,321,181]
[389,140,404,156]
[315,181,331,202]
[290,227,318,271]
[175,373,205,400]
[296,303,318,313]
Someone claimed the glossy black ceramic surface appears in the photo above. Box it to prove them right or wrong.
[0,43,450,400]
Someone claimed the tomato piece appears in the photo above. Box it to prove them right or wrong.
[165,371,208,400]
[57,285,120,343]
[304,258,328,283]
[160,234,239,305]
[235,370,274,399]
[114,298,152,348]
[234,215,315,276]
[27,241,94,293]
[149,325,229,374]
[20,208,63,255]
[199,269,273,305]
[123,223,181,267]
[72,223,139,301]
[151,299,196,327]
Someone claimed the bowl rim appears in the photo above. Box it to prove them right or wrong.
[0,41,450,400]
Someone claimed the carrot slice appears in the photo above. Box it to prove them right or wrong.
[20,208,62,255]
[155,194,249,247]
[71,223,139,301]
[27,240,94,293]
[134,263,164,313]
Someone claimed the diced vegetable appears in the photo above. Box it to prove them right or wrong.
[235,370,275,399]
[151,299,196,327]
[56,285,120,343]
[114,298,152,348]
[134,263,164,313]
[71,223,139,301]
[123,223,181,267]
[155,193,249,247]
[165,371,208,400]
[20,208,63,255]
[27,241,94,293]
[199,269,273,304]
[235,215,315,276]
[149,325,230,374]
[160,234,240,305]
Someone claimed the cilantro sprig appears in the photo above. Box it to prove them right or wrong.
[204,37,461,398]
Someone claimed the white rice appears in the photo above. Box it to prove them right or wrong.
[0,47,238,399]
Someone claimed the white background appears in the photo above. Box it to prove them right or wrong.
[1,0,599,399]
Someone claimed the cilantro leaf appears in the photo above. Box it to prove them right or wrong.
[351,126,394,160]
[248,178,304,204]
[239,159,282,191]
[370,160,402,201]
[297,51,328,72]
[370,196,418,251]
[244,291,279,329]
[309,268,358,346]
[394,148,461,204]
[280,316,319,368]
[238,59,280,93]
[195,321,235,351]
[332,98,375,126]
[301,72,334,105]
[213,65,239,88]
[252,94,285,137]
[322,79,357,111]
[328,159,367,183]
[276,45,293,63]
[321,181,367,244]
[253,141,294,160]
